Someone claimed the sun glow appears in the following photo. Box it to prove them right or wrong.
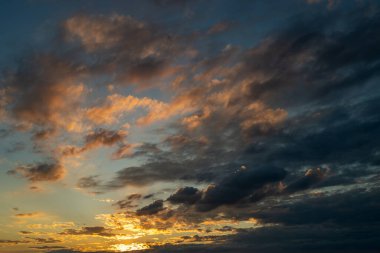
[113,243,150,252]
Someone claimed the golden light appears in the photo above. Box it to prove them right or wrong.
[113,243,150,252]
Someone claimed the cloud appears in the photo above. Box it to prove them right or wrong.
[63,14,185,85]
[3,54,86,132]
[167,187,202,205]
[157,166,287,212]
[207,21,233,35]
[254,187,380,227]
[19,231,33,234]
[285,167,329,193]
[112,143,136,159]
[14,212,44,218]
[26,237,60,243]
[61,128,127,156]
[85,94,166,125]
[113,194,142,209]
[59,226,114,237]
[82,159,214,191]
[3,5,380,253]
[0,239,30,245]
[86,89,200,127]
[8,161,65,182]
[32,128,57,140]
[136,200,165,216]
[30,246,66,250]
[77,176,101,188]
[195,166,287,212]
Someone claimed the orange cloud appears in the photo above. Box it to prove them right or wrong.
[64,15,145,52]
[86,94,166,125]
[5,54,86,133]
[136,88,202,125]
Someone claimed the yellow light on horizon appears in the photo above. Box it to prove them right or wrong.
[113,243,150,252]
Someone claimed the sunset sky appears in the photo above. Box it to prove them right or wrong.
[0,0,380,252]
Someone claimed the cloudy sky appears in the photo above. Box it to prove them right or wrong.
[0,0,380,252]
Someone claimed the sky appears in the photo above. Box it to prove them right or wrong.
[0,0,380,252]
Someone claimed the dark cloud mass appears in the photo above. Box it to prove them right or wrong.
[136,200,165,216]
[167,187,201,205]
[195,167,287,212]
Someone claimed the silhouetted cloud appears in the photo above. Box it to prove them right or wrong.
[194,166,286,212]
[167,187,201,205]
[136,200,165,216]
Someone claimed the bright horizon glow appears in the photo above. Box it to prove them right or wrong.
[113,243,150,252]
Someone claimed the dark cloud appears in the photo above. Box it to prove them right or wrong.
[84,128,126,147]
[195,166,286,212]
[19,231,32,235]
[128,193,142,200]
[62,128,127,156]
[0,239,30,245]
[284,167,329,193]
[59,226,113,237]
[14,212,41,218]
[136,200,165,216]
[77,176,101,188]
[7,161,65,182]
[144,194,155,199]
[2,54,85,131]
[236,11,380,108]
[32,128,57,140]
[63,14,187,86]
[113,194,142,209]
[167,187,201,205]
[105,160,214,188]
[254,187,380,227]
[245,98,380,171]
